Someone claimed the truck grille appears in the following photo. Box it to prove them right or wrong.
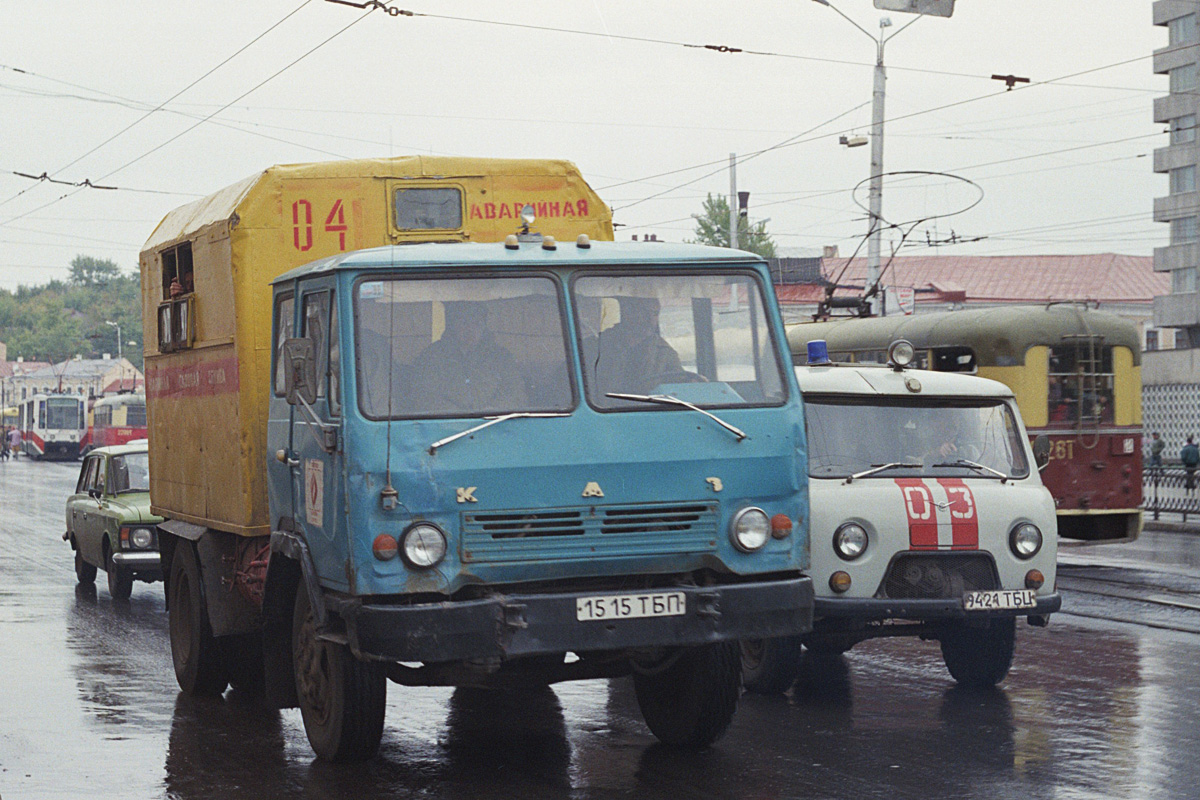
[461,503,719,563]
[878,553,999,599]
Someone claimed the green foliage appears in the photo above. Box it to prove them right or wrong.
[0,256,143,368]
[688,193,777,259]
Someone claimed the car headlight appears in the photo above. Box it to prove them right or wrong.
[833,523,868,560]
[130,527,154,550]
[1010,523,1042,559]
[730,508,770,553]
[401,523,448,568]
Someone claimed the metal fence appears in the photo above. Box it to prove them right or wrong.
[1144,467,1200,522]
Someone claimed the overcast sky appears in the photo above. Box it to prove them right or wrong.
[0,1,1167,291]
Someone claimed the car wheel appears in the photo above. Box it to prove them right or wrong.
[633,642,740,748]
[74,547,97,585]
[939,617,1016,689]
[106,548,133,601]
[168,542,228,695]
[293,587,387,762]
[740,636,804,694]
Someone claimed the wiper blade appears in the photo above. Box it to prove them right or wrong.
[846,462,913,483]
[429,412,569,454]
[606,392,747,441]
[934,458,1010,482]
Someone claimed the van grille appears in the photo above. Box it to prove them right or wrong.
[461,503,718,563]
[878,553,999,599]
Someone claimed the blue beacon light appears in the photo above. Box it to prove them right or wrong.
[807,340,831,366]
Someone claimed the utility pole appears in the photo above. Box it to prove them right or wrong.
[728,153,738,250]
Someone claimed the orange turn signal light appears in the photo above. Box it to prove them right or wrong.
[771,514,793,539]
[1024,569,1044,590]
[372,534,399,561]
[829,571,852,593]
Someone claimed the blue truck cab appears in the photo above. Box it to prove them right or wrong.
[264,236,813,759]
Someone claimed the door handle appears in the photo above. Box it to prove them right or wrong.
[275,449,300,468]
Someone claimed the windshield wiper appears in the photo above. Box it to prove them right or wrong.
[933,458,1010,483]
[429,412,569,454]
[846,462,914,484]
[606,393,747,441]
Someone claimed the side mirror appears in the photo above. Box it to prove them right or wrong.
[1032,434,1051,471]
[283,338,318,406]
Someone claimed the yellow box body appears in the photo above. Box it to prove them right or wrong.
[139,156,613,536]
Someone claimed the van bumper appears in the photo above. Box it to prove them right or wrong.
[814,591,1061,621]
[331,576,814,664]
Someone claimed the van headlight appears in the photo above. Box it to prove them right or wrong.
[401,523,448,568]
[1009,523,1042,559]
[833,523,868,560]
[730,508,770,553]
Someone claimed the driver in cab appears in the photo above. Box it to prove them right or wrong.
[592,297,686,396]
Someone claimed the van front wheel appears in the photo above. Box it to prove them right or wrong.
[939,617,1016,689]
[740,636,803,694]
[633,642,740,748]
[292,589,386,762]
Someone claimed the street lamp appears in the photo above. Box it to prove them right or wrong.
[812,0,922,315]
[105,320,122,362]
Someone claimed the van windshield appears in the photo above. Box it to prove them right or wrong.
[355,276,572,419]
[805,398,1030,479]
[573,273,787,410]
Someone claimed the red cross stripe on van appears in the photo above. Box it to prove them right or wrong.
[894,478,978,551]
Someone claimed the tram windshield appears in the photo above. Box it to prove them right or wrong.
[806,398,1030,479]
[45,397,82,430]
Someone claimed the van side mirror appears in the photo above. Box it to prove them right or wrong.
[1032,434,1051,470]
[283,338,318,406]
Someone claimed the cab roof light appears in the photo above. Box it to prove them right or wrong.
[887,339,915,369]
[576,234,591,249]
[542,236,557,251]
[807,339,831,366]
[504,234,519,250]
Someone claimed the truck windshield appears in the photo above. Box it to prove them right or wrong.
[355,275,572,419]
[573,273,786,410]
[805,398,1030,479]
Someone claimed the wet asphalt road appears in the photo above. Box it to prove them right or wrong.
[4,456,1200,800]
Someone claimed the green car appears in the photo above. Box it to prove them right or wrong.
[65,441,163,600]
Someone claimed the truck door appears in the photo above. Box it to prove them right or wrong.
[289,284,350,591]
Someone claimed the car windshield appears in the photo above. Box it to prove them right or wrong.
[110,452,150,494]
[805,398,1030,479]
[355,275,572,419]
[573,273,787,410]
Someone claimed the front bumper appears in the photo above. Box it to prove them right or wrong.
[110,550,162,578]
[814,592,1061,621]
[332,576,815,664]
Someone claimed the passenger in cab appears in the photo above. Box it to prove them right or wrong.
[411,302,527,414]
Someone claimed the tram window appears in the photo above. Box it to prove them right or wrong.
[1048,343,1114,424]
[394,187,463,231]
[931,347,976,373]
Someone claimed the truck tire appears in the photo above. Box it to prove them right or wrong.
[633,642,740,748]
[292,588,386,762]
[939,617,1016,689]
[739,636,803,694]
[106,549,133,601]
[169,542,229,695]
[75,548,97,585]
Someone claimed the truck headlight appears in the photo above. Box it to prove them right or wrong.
[730,508,770,553]
[1009,523,1042,559]
[833,523,868,560]
[130,527,154,550]
[401,523,447,568]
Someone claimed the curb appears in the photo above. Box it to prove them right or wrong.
[1143,519,1200,534]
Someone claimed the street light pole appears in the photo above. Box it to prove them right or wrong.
[105,320,122,396]
[813,0,920,315]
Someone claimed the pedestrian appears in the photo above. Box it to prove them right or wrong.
[1149,431,1165,471]
[1182,435,1200,495]
[5,426,19,459]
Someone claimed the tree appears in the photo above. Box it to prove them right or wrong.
[69,255,122,287]
[689,194,776,258]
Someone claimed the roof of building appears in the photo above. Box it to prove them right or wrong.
[20,358,134,380]
[0,360,52,379]
[775,253,1166,305]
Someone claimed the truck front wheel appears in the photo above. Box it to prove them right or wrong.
[632,641,740,748]
[739,636,804,695]
[168,542,228,695]
[292,589,386,762]
[939,617,1016,689]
